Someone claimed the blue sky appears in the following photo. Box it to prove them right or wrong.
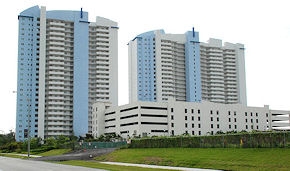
[0,0,289,133]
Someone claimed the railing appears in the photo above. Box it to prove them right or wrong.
[75,141,127,149]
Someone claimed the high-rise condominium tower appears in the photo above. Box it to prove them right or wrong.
[128,29,246,105]
[200,38,247,104]
[16,6,118,141]
[129,29,201,103]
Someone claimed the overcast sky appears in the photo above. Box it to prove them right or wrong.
[0,0,289,133]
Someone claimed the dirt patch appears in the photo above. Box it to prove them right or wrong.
[143,156,163,165]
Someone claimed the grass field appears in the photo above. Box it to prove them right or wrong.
[4,148,290,170]
[38,148,71,156]
[94,148,290,171]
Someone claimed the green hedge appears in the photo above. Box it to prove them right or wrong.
[75,141,127,150]
[129,132,290,148]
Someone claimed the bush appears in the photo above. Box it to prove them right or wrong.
[129,131,290,148]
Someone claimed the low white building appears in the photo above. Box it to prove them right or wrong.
[92,101,289,138]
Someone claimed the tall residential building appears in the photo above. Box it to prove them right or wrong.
[200,38,247,104]
[128,29,246,105]
[128,29,201,103]
[16,6,118,141]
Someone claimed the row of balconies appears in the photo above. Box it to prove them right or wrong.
[47,31,65,36]
[95,51,109,56]
[207,60,224,65]
[48,21,66,26]
[89,38,110,45]
[45,115,73,122]
[173,82,186,89]
[45,126,72,131]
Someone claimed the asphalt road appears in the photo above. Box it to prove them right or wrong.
[33,148,116,161]
[0,156,106,171]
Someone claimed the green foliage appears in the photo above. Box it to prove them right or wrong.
[129,131,290,148]
[0,132,18,152]
[0,141,22,153]
[42,135,78,150]
[0,132,15,145]
[95,133,123,142]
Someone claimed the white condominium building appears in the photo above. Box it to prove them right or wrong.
[128,29,201,103]
[16,6,118,141]
[200,38,247,105]
[129,29,247,105]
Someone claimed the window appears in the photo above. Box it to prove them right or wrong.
[198,124,201,128]
[211,124,213,128]
[192,123,194,128]
[198,109,200,114]
[229,118,231,122]
[185,109,187,113]
[185,123,188,128]
[171,108,174,112]
[171,115,174,120]
[185,116,187,120]
[210,110,213,114]
[217,124,220,129]
[198,116,200,121]
[211,117,213,121]
[171,123,174,127]
[245,112,247,116]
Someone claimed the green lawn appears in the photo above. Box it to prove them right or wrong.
[4,148,290,170]
[37,148,71,156]
[94,148,290,171]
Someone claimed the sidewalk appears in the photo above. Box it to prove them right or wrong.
[0,153,41,158]
[100,162,222,171]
